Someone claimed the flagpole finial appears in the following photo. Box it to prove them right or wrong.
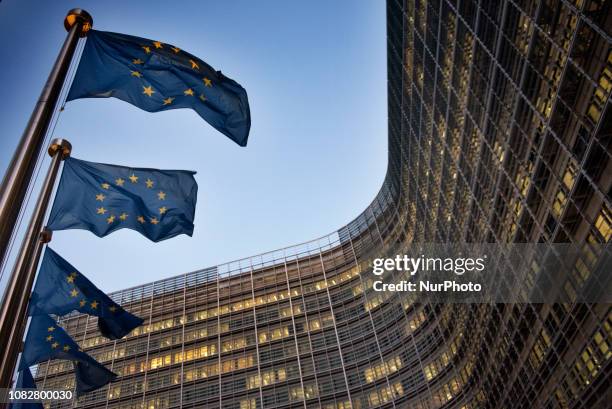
[64,9,93,37]
[48,139,72,159]
[40,229,52,244]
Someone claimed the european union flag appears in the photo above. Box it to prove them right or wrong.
[47,157,197,242]
[21,315,116,395]
[29,248,143,339]
[67,30,251,146]
[9,368,43,409]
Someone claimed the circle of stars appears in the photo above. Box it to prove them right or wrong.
[96,173,169,227]
[45,325,72,352]
[64,271,119,317]
[128,40,214,107]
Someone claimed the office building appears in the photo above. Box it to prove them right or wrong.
[37,0,611,407]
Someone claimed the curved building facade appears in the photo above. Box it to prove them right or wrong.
[37,0,611,408]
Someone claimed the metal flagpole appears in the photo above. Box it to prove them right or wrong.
[0,139,72,391]
[0,9,92,270]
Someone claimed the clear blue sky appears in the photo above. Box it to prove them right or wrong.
[0,0,387,292]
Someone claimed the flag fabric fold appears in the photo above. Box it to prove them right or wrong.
[8,368,43,409]
[67,30,251,146]
[20,315,116,395]
[47,157,198,242]
[29,248,143,339]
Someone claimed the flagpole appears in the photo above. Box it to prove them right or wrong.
[0,139,71,391]
[0,9,92,270]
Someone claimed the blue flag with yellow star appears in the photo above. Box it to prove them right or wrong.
[67,30,251,146]
[20,315,116,395]
[29,248,143,340]
[47,157,197,242]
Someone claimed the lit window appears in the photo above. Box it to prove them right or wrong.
[240,398,257,409]
[594,206,611,241]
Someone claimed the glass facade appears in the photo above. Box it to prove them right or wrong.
[35,0,611,407]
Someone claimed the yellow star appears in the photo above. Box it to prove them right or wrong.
[163,97,175,105]
[159,206,167,215]
[143,86,155,97]
[142,45,151,54]
[131,71,143,78]
[137,216,146,224]
[70,271,78,277]
[133,58,143,65]
[63,345,71,352]
[199,93,207,102]
[184,88,194,96]
[79,299,87,307]
[46,335,53,341]
[145,178,154,188]
[109,306,118,312]
[107,215,116,224]
[51,342,59,349]
[119,212,128,221]
[91,301,99,309]
[115,178,125,186]
[47,326,55,332]
[96,193,106,201]
[189,59,199,69]
[70,288,79,297]
[129,174,139,183]
[97,207,107,215]
[203,77,212,87]
[152,41,163,49]
[157,191,166,200]
[171,47,180,53]
[66,275,75,283]
[150,217,159,225]
[101,183,110,189]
